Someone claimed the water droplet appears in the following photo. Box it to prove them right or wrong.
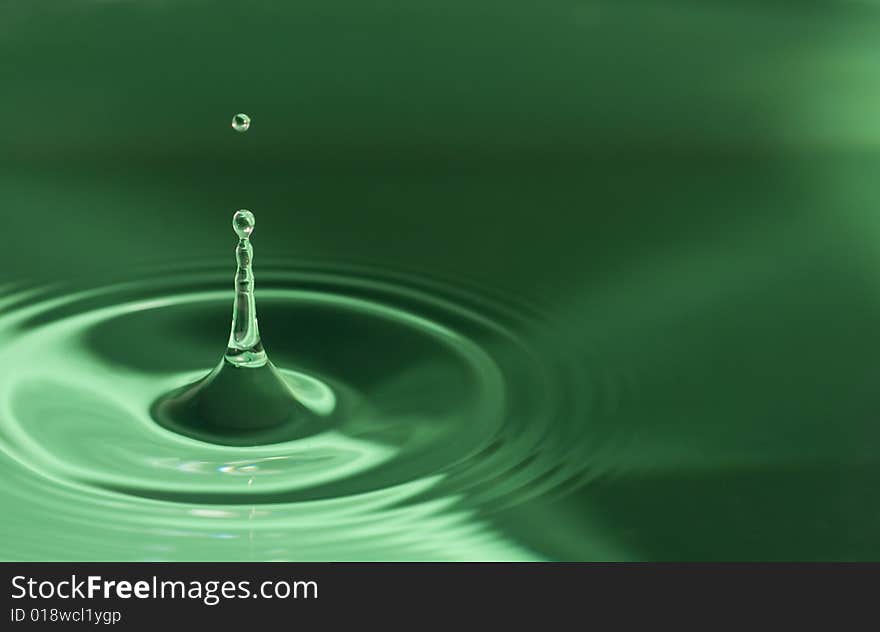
[233,209,255,240]
[151,211,331,445]
[227,210,263,367]
[231,113,251,132]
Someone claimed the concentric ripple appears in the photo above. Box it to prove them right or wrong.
[0,261,591,560]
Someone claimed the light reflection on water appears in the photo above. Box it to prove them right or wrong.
[0,262,587,560]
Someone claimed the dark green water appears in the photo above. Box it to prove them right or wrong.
[2,1,880,560]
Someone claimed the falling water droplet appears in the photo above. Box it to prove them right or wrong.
[231,113,251,132]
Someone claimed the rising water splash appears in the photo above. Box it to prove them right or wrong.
[0,259,594,560]
[150,212,332,445]
[226,210,265,368]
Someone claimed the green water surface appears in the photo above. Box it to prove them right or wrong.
[2,0,880,560]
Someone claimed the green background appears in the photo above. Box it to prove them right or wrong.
[3,0,880,559]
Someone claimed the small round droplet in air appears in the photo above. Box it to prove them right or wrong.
[233,209,255,239]
[231,113,251,132]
